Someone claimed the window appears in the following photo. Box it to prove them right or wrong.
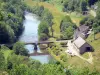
[86,47,91,51]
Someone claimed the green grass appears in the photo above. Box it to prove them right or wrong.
[86,33,100,71]
[87,33,100,51]
[24,0,84,38]
[82,53,89,59]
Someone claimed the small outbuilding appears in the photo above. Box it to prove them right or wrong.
[74,25,89,40]
[73,37,93,54]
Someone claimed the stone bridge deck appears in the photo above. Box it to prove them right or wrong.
[24,40,68,45]
[0,40,68,48]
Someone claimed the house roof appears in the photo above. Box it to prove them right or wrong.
[78,25,89,32]
[73,37,86,48]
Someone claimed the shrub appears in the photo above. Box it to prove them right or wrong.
[39,33,48,41]
[13,42,29,56]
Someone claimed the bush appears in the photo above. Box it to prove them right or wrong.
[60,54,67,62]
[60,42,67,46]
[39,33,48,41]
[0,45,10,50]
[38,21,49,36]
[13,42,29,56]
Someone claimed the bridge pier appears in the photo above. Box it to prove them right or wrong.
[34,43,38,50]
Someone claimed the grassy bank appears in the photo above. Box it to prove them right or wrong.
[24,0,84,38]
[86,33,100,70]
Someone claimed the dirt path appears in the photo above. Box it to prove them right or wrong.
[66,40,93,64]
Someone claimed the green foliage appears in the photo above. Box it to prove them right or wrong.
[6,52,66,75]
[32,5,44,17]
[0,51,6,70]
[88,0,98,6]
[38,21,49,40]
[7,53,29,69]
[0,22,14,43]
[71,67,100,75]
[9,63,66,75]
[48,45,63,56]
[62,26,74,39]
[60,16,76,39]
[63,0,88,12]
[39,33,49,41]
[80,16,94,26]
[38,64,66,75]
[10,64,35,75]
[32,5,53,37]
[92,3,100,34]
[0,0,29,43]
[0,45,10,50]
[60,54,67,62]
[13,42,29,56]
[81,0,88,12]
[42,9,53,26]
[61,15,72,23]
[29,60,41,69]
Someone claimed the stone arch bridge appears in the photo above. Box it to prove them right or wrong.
[0,40,68,56]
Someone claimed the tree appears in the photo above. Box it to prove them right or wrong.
[63,0,69,12]
[42,9,53,36]
[38,21,49,40]
[80,0,87,12]
[0,22,15,43]
[39,33,48,41]
[88,0,98,6]
[60,16,76,39]
[0,51,6,70]
[80,16,94,26]
[63,0,88,12]
[38,64,66,75]
[62,26,74,39]
[0,0,28,43]
[13,42,29,56]
[10,64,35,75]
[92,4,100,38]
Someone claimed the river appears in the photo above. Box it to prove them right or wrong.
[19,12,51,64]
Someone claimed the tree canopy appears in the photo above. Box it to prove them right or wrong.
[0,0,29,43]
[13,42,29,56]
[60,16,76,39]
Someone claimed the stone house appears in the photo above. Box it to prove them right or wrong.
[74,25,89,40]
[73,37,93,54]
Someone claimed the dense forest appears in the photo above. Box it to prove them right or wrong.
[0,44,66,75]
[0,0,27,43]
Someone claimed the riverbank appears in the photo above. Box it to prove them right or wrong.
[24,0,84,38]
[20,12,52,64]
